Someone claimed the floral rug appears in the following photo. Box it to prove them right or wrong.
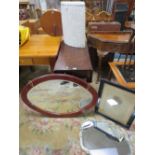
[19,97,135,155]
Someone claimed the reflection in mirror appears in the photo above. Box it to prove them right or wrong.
[80,127,131,155]
[98,83,135,126]
[27,80,93,113]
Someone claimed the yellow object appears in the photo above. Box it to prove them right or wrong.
[19,25,30,46]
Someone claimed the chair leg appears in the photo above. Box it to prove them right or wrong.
[86,70,93,82]
[123,54,128,70]
[129,54,133,65]
[117,53,122,62]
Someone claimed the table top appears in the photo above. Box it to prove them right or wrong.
[88,32,131,43]
[54,42,92,71]
[19,34,62,58]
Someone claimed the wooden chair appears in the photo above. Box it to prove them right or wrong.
[108,24,135,89]
[86,9,114,26]
[112,0,135,21]
[40,9,62,36]
[108,37,135,89]
[108,21,135,89]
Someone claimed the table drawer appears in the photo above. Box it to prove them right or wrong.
[19,58,33,65]
[33,58,50,65]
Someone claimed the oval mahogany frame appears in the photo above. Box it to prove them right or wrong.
[20,74,98,117]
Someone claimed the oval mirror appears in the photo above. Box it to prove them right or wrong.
[20,74,98,117]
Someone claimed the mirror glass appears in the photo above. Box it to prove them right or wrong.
[98,83,135,125]
[81,127,131,155]
[27,79,93,113]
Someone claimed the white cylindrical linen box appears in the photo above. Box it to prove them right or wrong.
[61,1,86,48]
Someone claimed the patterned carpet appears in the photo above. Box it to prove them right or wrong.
[19,99,135,155]
[19,67,135,155]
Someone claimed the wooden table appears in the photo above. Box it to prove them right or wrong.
[54,42,93,82]
[88,32,131,48]
[87,32,132,81]
[19,34,61,69]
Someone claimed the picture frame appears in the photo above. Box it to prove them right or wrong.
[95,79,135,128]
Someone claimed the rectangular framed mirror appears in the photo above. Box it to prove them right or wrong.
[95,79,135,128]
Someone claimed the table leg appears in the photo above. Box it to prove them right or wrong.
[97,56,103,82]
[29,66,35,72]
[87,70,93,82]
[108,68,112,80]
[50,57,57,72]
